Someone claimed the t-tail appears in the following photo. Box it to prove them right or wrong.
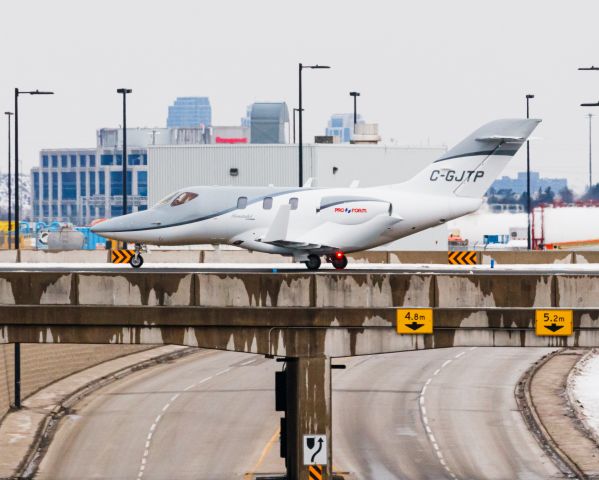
[398,118,541,198]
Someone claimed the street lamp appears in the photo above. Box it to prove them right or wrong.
[578,66,599,191]
[14,89,54,250]
[116,89,132,228]
[349,91,360,134]
[292,108,304,144]
[525,94,534,250]
[298,63,330,187]
[4,112,13,249]
[581,103,599,190]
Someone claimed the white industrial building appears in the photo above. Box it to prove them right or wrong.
[147,143,449,250]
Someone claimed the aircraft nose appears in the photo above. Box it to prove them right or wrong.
[91,210,158,236]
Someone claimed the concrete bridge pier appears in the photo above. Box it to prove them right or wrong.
[284,356,332,480]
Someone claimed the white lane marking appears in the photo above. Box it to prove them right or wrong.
[240,358,256,366]
[418,349,474,480]
[136,363,239,480]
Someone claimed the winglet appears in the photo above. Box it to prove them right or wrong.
[303,177,314,188]
[262,204,291,242]
[349,180,360,188]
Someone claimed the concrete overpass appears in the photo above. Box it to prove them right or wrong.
[1,270,599,479]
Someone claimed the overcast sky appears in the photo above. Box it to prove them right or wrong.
[1,1,599,192]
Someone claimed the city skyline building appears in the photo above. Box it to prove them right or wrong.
[167,97,212,128]
[30,126,211,225]
[325,113,365,143]
[490,171,568,196]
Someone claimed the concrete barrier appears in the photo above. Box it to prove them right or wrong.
[0,251,18,263]
[435,274,554,307]
[142,250,202,263]
[197,273,312,307]
[78,273,195,306]
[556,275,599,307]
[20,250,109,263]
[346,251,388,264]
[388,251,448,264]
[480,250,574,265]
[574,252,599,264]
[315,274,434,307]
[202,250,292,263]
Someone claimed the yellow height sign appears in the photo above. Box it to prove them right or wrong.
[396,309,433,334]
[535,310,573,336]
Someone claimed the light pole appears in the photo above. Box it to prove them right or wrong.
[589,113,593,190]
[292,108,303,144]
[525,94,534,250]
[116,89,132,221]
[298,63,330,187]
[581,103,599,188]
[4,112,13,249]
[578,66,599,192]
[14,89,54,250]
[349,91,360,135]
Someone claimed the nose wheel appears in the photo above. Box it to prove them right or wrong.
[130,243,145,269]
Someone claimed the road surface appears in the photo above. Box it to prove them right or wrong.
[36,347,562,479]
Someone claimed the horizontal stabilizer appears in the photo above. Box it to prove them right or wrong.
[262,204,290,243]
[476,135,525,142]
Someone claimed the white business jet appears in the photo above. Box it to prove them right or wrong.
[92,118,540,270]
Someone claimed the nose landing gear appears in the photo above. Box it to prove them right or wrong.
[130,243,145,269]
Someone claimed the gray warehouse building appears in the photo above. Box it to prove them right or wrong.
[147,143,449,250]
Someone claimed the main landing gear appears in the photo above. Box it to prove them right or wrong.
[302,252,348,271]
[130,243,144,269]
[330,251,348,270]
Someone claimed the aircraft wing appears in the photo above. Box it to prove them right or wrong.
[264,240,327,250]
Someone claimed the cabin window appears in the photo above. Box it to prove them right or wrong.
[263,197,273,210]
[171,192,198,207]
[289,197,299,210]
[237,196,248,209]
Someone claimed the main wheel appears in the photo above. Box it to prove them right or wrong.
[303,254,321,271]
[130,254,144,269]
[331,254,348,270]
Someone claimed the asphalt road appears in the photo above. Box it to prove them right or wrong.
[334,347,562,480]
[36,347,563,480]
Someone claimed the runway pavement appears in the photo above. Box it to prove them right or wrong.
[1,262,598,274]
[35,347,564,479]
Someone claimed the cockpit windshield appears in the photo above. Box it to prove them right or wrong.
[156,192,179,207]
[170,192,198,207]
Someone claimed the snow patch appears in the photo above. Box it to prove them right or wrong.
[570,349,599,441]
